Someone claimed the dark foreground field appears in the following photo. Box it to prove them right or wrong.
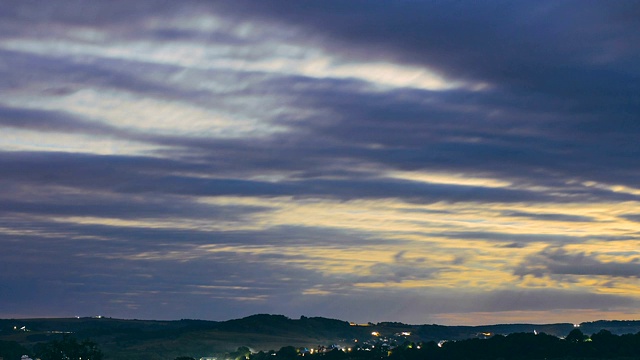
[2,315,640,360]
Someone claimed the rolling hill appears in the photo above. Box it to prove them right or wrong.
[2,315,640,360]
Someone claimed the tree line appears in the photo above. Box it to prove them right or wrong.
[5,328,640,360]
[176,329,640,360]
[0,335,102,360]
[243,329,640,360]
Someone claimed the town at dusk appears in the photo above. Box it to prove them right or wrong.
[1,0,640,330]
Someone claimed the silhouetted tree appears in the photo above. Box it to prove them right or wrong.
[34,335,103,360]
[0,340,31,360]
[250,350,269,360]
[590,329,618,357]
[565,328,587,343]
[324,348,347,360]
[228,346,252,360]
[276,346,298,360]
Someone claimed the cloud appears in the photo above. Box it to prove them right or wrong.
[354,251,438,284]
[0,104,130,136]
[1,0,640,324]
[621,214,640,223]
[3,37,639,197]
[210,1,640,96]
[0,151,543,203]
[431,231,594,245]
[514,247,640,278]
[501,211,595,223]
[280,287,637,324]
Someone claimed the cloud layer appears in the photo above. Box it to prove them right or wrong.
[1,0,639,325]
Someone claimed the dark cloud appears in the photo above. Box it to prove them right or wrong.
[0,218,396,259]
[0,105,129,136]
[213,1,640,87]
[3,44,639,197]
[0,194,269,221]
[354,251,438,284]
[0,151,537,202]
[0,48,265,112]
[0,0,184,29]
[203,0,640,189]
[500,242,527,249]
[0,219,400,320]
[472,288,637,313]
[280,287,637,324]
[621,214,640,223]
[431,231,594,245]
[515,247,640,278]
[264,78,640,191]
[502,211,595,223]
[3,150,638,207]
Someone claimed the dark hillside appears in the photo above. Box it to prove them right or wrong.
[3,316,640,360]
[580,320,640,335]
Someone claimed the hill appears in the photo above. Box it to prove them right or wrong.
[2,315,640,360]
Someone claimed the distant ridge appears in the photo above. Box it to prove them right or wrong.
[3,315,640,337]
[3,315,640,338]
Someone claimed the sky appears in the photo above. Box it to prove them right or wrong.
[1,0,640,326]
